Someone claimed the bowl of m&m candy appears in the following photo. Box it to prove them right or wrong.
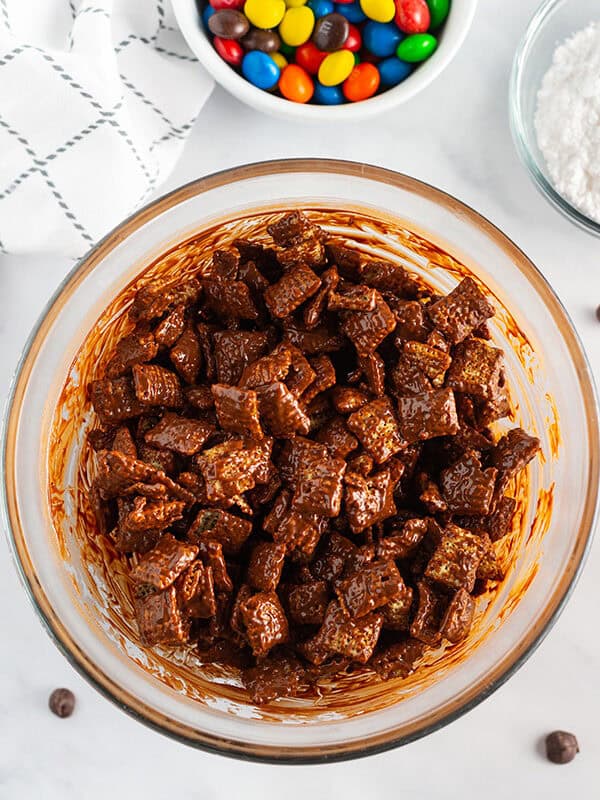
[172,0,477,118]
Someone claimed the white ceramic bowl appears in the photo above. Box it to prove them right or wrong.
[172,0,478,121]
[3,160,598,762]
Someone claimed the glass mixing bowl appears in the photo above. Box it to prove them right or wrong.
[509,0,600,236]
[2,160,598,763]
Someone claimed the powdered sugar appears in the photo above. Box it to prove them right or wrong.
[534,22,600,223]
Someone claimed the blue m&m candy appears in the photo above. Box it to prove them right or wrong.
[308,0,335,17]
[334,2,366,23]
[242,51,281,89]
[313,81,344,104]
[202,4,215,28]
[378,55,413,86]
[362,20,403,57]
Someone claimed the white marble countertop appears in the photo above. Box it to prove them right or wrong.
[1,0,599,796]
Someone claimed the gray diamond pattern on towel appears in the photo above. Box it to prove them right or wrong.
[0,0,213,257]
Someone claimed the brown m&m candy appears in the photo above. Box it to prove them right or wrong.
[312,13,350,52]
[208,9,250,40]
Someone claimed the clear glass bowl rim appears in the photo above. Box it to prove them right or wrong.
[509,0,600,237]
[2,158,598,764]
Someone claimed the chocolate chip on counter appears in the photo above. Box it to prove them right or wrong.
[48,688,76,718]
[596,304,600,322]
[545,730,579,764]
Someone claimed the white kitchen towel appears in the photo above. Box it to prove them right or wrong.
[0,0,213,258]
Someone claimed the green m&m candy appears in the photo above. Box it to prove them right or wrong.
[427,0,450,30]
[395,33,437,62]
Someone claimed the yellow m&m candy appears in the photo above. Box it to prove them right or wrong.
[359,0,395,23]
[279,6,315,47]
[285,0,308,6]
[244,0,286,30]
[318,49,355,86]
[271,52,288,69]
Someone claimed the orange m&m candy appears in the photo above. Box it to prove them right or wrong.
[279,63,315,102]
[342,62,380,101]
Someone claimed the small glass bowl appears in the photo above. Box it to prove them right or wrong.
[510,0,600,236]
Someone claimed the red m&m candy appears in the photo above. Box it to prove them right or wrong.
[295,41,328,73]
[214,36,244,65]
[343,23,362,51]
[209,0,245,9]
[394,0,430,34]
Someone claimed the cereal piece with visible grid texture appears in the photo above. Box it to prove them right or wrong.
[377,518,428,560]
[287,580,329,625]
[286,346,316,398]
[121,496,186,534]
[211,384,263,439]
[130,279,201,322]
[132,364,184,407]
[335,560,403,618]
[130,533,198,590]
[264,264,322,319]
[188,508,252,555]
[341,291,396,357]
[358,351,386,396]
[300,601,383,665]
[144,413,214,455]
[403,340,451,387]
[370,638,425,679]
[446,338,504,399]
[291,447,346,518]
[303,266,339,328]
[347,398,405,463]
[409,580,447,645]
[212,330,269,387]
[424,524,488,592]
[382,583,414,631]
[440,588,475,643]
[203,279,259,321]
[241,591,289,657]
[344,469,396,534]
[301,355,336,404]
[243,652,306,705]
[390,356,432,397]
[267,211,326,268]
[315,417,359,460]
[397,388,459,443]
[195,437,273,502]
[170,323,202,384]
[247,541,287,591]
[154,303,186,347]
[176,561,217,619]
[492,428,540,489]
[106,330,158,378]
[134,585,189,646]
[328,285,377,312]
[440,451,497,515]
[360,259,420,297]
[91,377,145,424]
[257,382,310,437]
[331,386,369,414]
[427,277,494,344]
